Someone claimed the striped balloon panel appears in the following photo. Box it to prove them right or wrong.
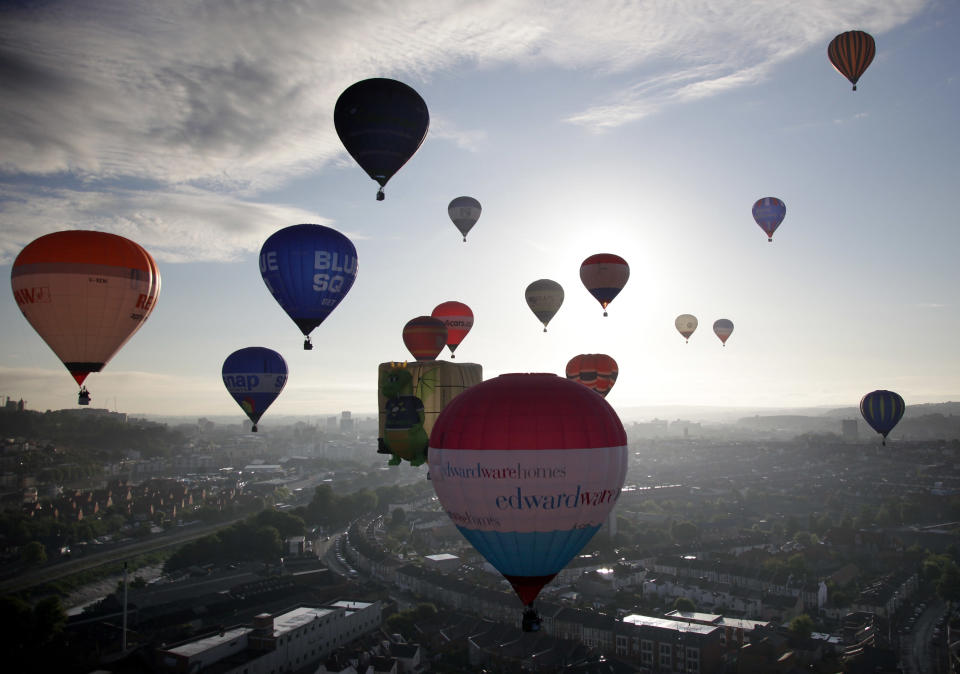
[11,231,160,385]
[828,30,876,89]
[580,254,629,308]
[859,390,905,438]
[402,316,447,360]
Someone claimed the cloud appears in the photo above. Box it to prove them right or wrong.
[0,185,325,263]
[0,0,928,254]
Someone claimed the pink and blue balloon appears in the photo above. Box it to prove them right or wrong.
[428,373,627,626]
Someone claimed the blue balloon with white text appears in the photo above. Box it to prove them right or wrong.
[259,224,358,348]
[222,347,288,432]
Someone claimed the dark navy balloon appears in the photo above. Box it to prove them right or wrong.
[222,347,288,432]
[259,224,358,349]
[334,78,429,200]
[860,390,905,445]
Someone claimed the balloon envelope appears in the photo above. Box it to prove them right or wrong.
[525,279,564,331]
[431,301,474,357]
[334,78,429,198]
[448,197,481,242]
[428,373,627,607]
[860,390,905,443]
[752,197,786,242]
[222,347,288,431]
[259,224,358,345]
[403,316,448,361]
[675,314,698,342]
[828,30,875,90]
[580,254,629,316]
[11,230,160,388]
[566,354,618,398]
[713,318,734,345]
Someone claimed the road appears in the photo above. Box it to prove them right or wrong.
[0,518,242,595]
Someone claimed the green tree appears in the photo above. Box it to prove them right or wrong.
[22,540,47,566]
[935,560,960,605]
[789,614,814,639]
[673,597,696,612]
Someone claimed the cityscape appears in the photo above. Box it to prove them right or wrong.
[1,396,957,672]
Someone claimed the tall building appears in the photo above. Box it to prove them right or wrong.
[339,411,354,434]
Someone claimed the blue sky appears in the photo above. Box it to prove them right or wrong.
[1,0,958,419]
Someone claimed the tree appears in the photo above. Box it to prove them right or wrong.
[22,540,47,566]
[673,597,696,612]
[789,614,813,639]
[390,507,406,527]
[935,560,960,605]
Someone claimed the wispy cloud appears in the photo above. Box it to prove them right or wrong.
[0,0,928,258]
[0,185,324,263]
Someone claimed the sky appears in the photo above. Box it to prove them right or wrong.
[1,0,959,420]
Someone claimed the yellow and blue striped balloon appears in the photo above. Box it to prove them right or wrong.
[859,390,905,445]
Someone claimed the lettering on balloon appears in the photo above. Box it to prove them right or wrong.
[259,251,279,272]
[313,250,357,275]
[13,287,51,305]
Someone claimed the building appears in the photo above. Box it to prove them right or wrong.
[157,601,381,673]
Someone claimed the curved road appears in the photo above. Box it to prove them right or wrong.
[0,518,242,595]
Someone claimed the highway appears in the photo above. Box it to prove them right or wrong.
[0,518,242,595]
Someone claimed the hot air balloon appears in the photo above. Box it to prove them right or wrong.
[11,230,160,405]
[752,197,786,242]
[259,224,358,350]
[566,354,618,398]
[448,197,481,242]
[334,78,430,200]
[828,30,875,91]
[675,314,698,343]
[525,279,564,332]
[580,254,629,316]
[222,347,287,432]
[428,373,627,631]
[713,318,734,346]
[403,316,447,361]
[431,301,474,358]
[860,389,905,445]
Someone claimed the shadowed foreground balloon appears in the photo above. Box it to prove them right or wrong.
[429,373,627,628]
[580,254,629,316]
[713,318,734,345]
[222,347,287,432]
[334,78,430,200]
[448,197,481,242]
[11,230,161,404]
[828,30,875,91]
[860,390,905,445]
[259,224,358,350]
[753,197,786,242]
[431,301,474,358]
[403,316,448,361]
[675,314,698,343]
[566,354,618,398]
[525,279,564,331]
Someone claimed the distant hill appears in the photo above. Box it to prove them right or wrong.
[821,401,960,419]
